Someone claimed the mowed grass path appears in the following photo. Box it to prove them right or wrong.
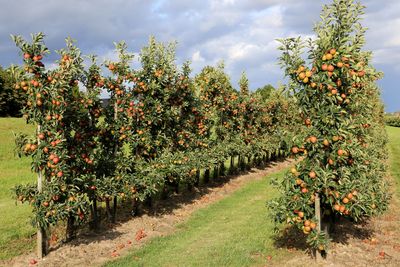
[105,169,292,267]
[387,127,400,194]
[106,127,400,267]
[0,118,35,260]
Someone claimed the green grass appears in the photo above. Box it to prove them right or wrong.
[105,170,292,267]
[387,127,400,194]
[0,118,35,260]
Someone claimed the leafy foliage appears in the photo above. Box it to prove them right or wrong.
[268,0,389,252]
[254,84,275,101]
[0,66,26,117]
[385,115,400,127]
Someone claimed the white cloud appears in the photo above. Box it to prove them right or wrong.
[191,51,205,63]
[373,49,400,65]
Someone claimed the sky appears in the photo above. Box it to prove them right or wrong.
[0,0,399,112]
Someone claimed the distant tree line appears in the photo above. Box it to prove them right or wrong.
[0,65,26,117]
[254,84,275,100]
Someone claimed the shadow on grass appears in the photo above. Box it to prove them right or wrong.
[273,226,310,254]
[273,216,374,256]
[329,217,372,244]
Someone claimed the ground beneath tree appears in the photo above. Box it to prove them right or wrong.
[277,178,400,267]
[3,159,294,267]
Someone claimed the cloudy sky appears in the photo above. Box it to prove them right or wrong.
[0,0,399,111]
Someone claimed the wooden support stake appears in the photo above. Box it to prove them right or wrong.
[315,193,322,261]
[36,125,46,258]
[110,98,119,223]
[88,104,98,230]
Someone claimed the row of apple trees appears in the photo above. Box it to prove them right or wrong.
[11,33,300,256]
[385,114,400,127]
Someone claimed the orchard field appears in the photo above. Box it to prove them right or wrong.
[1,123,400,266]
[1,0,400,266]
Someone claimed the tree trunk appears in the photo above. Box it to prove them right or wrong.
[194,169,200,187]
[90,199,99,231]
[229,156,235,174]
[131,198,139,217]
[238,155,241,173]
[66,216,76,242]
[174,181,179,194]
[161,185,169,200]
[144,196,153,208]
[257,156,262,167]
[106,198,112,221]
[204,169,210,183]
[240,155,245,171]
[187,183,194,192]
[219,161,225,177]
[213,166,218,179]
[111,196,117,223]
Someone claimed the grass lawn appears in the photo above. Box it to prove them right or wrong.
[387,127,400,194]
[105,169,292,267]
[0,118,35,260]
